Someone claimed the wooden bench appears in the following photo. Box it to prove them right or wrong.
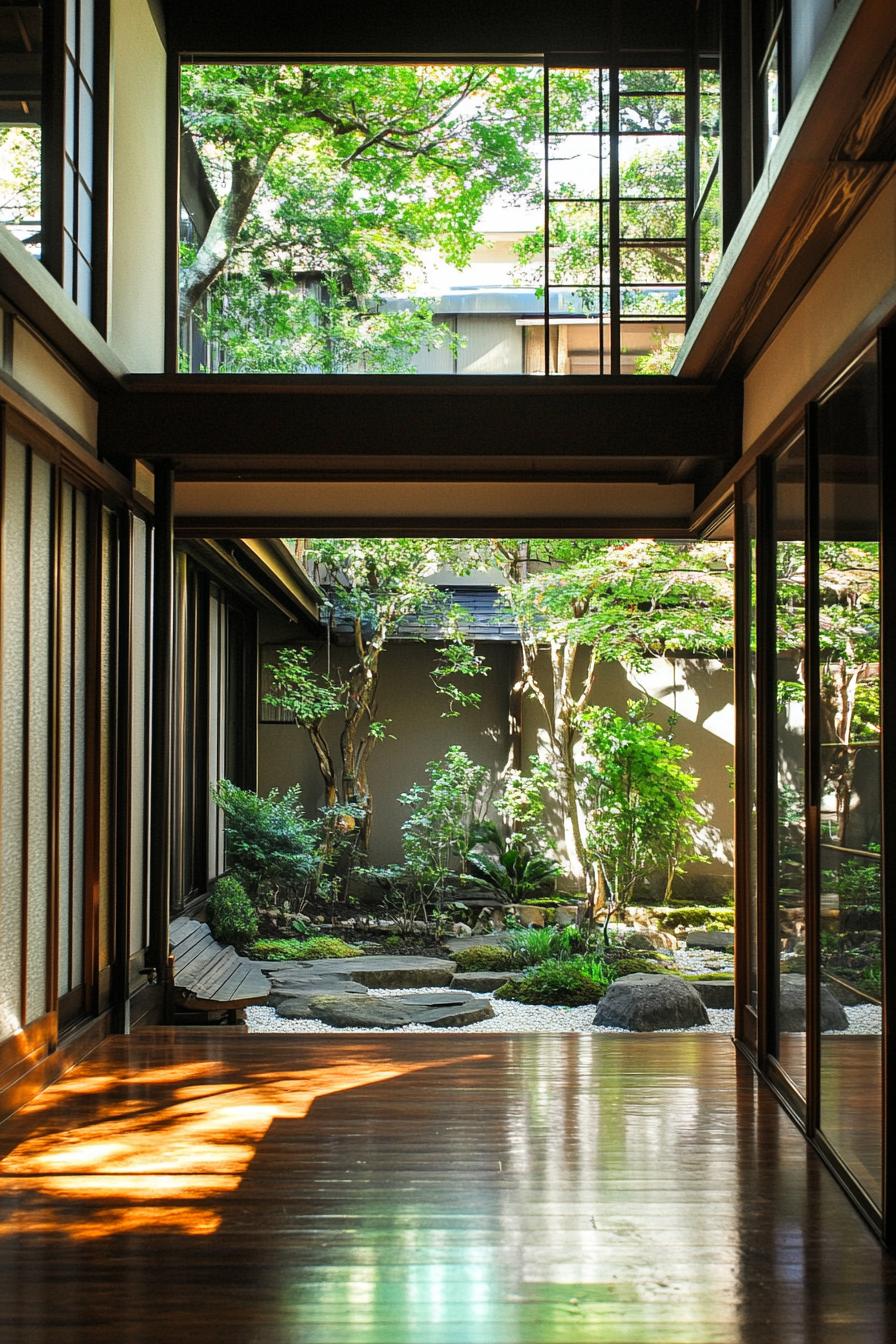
[170,916,270,1022]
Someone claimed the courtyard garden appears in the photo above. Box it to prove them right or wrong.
[196,535,880,1036]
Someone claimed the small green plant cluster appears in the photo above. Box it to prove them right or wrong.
[452,944,517,972]
[206,875,258,949]
[495,956,616,1007]
[647,906,735,932]
[251,935,363,961]
[504,923,591,966]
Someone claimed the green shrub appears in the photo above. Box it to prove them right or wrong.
[206,875,257,949]
[505,923,592,966]
[452,944,516,972]
[251,936,363,961]
[648,905,735,932]
[609,954,667,977]
[495,955,616,1006]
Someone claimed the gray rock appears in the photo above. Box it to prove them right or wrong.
[451,922,473,937]
[593,974,710,1031]
[393,991,496,1027]
[271,979,369,1014]
[445,933,511,950]
[623,932,658,951]
[450,971,527,993]
[685,930,734,951]
[301,955,456,988]
[306,994,414,1028]
[778,974,848,1032]
[688,978,734,1009]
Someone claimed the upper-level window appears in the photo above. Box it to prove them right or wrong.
[0,1,104,326]
[0,2,43,255]
[61,0,96,317]
[754,0,787,177]
[179,59,719,377]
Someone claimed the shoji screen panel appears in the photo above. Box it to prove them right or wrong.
[0,439,55,1041]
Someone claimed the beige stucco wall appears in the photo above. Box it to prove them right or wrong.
[519,651,735,891]
[107,0,167,371]
[743,174,896,450]
[256,624,734,886]
[258,634,515,867]
[11,322,98,446]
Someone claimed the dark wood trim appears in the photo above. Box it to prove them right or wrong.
[164,48,181,374]
[81,491,102,1020]
[803,399,821,1140]
[2,388,140,509]
[111,509,132,1031]
[0,1009,110,1126]
[39,0,66,286]
[47,458,61,1020]
[689,290,896,535]
[878,324,896,1242]
[174,515,695,540]
[149,464,175,985]
[719,0,750,249]
[733,470,752,1047]
[0,1013,56,1084]
[19,446,32,1026]
[755,453,775,1066]
[91,0,112,339]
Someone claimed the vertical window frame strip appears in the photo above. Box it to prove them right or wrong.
[878,325,896,1243]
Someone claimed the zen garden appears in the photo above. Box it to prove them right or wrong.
[150,62,881,1037]
[197,535,881,1039]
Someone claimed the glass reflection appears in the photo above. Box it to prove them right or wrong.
[816,345,881,1207]
[772,438,807,1094]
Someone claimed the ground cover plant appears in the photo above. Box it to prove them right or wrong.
[251,935,364,961]
[494,956,617,1007]
[647,906,735,931]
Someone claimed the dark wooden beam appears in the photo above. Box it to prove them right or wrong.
[99,375,742,472]
[148,465,174,989]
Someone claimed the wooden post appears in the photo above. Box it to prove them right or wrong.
[149,465,175,993]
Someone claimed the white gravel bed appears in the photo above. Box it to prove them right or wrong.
[669,947,735,975]
[829,1004,882,1035]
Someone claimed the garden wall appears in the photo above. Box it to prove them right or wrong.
[520,651,735,898]
[255,618,735,890]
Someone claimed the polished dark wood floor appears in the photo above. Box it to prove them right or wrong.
[1,1029,895,1343]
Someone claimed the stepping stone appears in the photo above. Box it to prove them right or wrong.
[302,956,457,988]
[685,930,734,951]
[450,971,527,993]
[593,974,710,1031]
[392,991,496,1028]
[689,979,734,1009]
[306,994,414,1028]
[271,979,369,1014]
[444,934,511,951]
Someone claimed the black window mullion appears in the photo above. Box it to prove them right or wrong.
[609,59,620,375]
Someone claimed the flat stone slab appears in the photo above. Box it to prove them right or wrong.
[688,979,735,1009]
[297,988,495,1029]
[306,994,414,1028]
[450,971,527,993]
[685,930,735,951]
[299,956,457,988]
[444,934,512,951]
[593,974,710,1031]
[270,979,369,1014]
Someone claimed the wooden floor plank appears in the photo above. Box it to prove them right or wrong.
[0,1031,894,1344]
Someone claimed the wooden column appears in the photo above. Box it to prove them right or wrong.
[149,465,175,989]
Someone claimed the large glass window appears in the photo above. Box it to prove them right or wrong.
[0,2,44,255]
[816,346,881,1208]
[178,59,717,376]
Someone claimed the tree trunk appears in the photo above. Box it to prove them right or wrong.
[179,152,271,323]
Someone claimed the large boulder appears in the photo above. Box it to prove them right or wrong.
[306,994,414,1028]
[593,974,710,1031]
[778,974,848,1032]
